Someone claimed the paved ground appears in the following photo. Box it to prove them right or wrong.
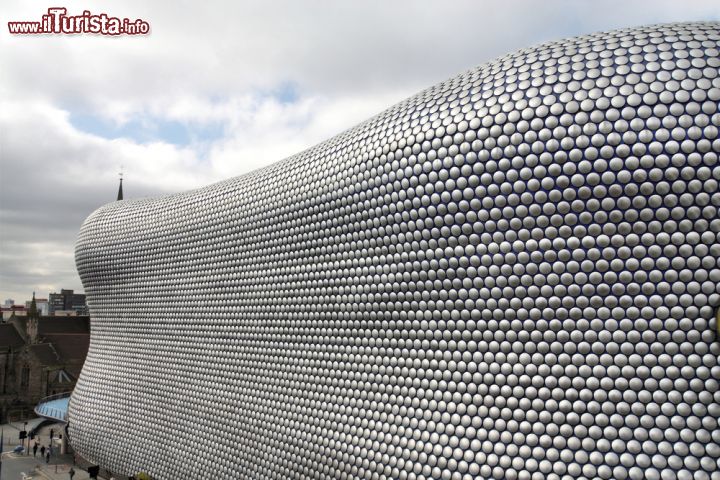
[2,419,152,480]
[0,451,89,479]
[2,420,90,480]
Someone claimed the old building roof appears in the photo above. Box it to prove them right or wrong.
[0,323,25,349]
[2,315,90,364]
[38,316,90,335]
[28,343,62,365]
[43,334,90,361]
[7,315,28,341]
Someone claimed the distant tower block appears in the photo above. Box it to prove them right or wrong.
[70,22,720,480]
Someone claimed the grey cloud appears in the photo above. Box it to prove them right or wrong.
[4,1,718,112]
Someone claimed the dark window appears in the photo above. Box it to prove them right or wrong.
[20,365,30,391]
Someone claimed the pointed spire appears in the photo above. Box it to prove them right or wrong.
[117,167,124,201]
[28,291,38,319]
[27,291,39,343]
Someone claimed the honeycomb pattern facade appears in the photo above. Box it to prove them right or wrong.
[70,22,720,480]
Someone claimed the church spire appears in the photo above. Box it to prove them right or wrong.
[27,291,39,343]
[117,168,124,201]
[28,291,38,318]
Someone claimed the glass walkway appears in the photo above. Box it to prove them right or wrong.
[34,393,70,423]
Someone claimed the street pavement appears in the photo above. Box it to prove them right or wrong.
[1,421,90,480]
[1,451,90,480]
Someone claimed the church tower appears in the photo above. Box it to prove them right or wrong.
[27,291,39,344]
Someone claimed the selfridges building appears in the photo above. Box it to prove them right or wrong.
[70,22,720,480]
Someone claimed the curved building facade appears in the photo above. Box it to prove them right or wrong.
[70,22,720,480]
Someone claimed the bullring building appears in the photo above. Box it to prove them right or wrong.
[68,22,720,480]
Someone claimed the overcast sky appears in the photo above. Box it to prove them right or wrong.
[0,1,718,303]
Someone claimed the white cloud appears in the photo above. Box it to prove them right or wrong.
[0,89,406,300]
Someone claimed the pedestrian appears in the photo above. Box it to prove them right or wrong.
[45,448,50,463]
[69,467,75,479]
[50,428,54,440]
[33,442,38,457]
[40,445,46,457]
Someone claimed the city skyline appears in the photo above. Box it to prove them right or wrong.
[2,0,720,301]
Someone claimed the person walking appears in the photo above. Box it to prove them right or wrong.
[33,442,38,457]
[45,448,50,463]
[69,467,76,479]
[40,445,46,457]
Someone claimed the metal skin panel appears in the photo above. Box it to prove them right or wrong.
[70,22,720,480]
